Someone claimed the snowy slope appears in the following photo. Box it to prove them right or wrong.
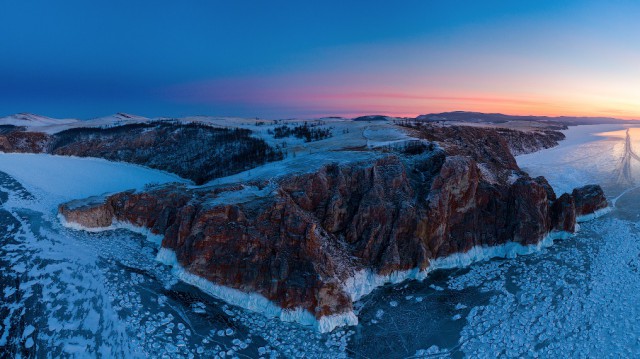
[78,113,150,128]
[0,113,153,134]
[0,113,79,131]
[3,112,421,191]
[203,117,417,186]
[41,113,152,133]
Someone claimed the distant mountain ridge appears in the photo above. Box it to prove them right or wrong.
[3,111,638,130]
[416,111,640,125]
[0,113,79,128]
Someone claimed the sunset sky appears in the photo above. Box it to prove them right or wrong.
[1,0,639,119]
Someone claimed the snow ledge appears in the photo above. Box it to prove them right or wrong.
[343,230,573,303]
[577,206,612,223]
[58,214,164,244]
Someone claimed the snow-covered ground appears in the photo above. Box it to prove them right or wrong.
[0,113,149,134]
[0,113,79,132]
[0,153,187,208]
[2,112,417,187]
[203,117,415,186]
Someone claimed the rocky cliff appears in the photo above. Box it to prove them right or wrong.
[0,125,49,153]
[58,124,609,332]
[495,128,566,156]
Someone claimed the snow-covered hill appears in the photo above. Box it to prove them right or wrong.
[0,112,152,134]
[0,113,79,131]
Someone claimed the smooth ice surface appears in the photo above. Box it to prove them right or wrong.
[0,153,187,205]
[516,124,630,196]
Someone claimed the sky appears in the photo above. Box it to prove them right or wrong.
[1,0,639,119]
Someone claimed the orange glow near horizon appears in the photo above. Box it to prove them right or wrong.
[165,10,640,122]
[167,54,640,120]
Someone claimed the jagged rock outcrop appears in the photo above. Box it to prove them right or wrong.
[60,196,116,228]
[550,193,576,233]
[58,125,609,332]
[495,128,566,155]
[0,125,49,153]
[406,122,566,157]
[572,184,609,217]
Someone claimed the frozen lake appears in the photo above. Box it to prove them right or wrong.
[2,124,640,357]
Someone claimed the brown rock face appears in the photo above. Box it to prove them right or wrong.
[58,124,609,329]
[59,196,115,228]
[495,128,566,156]
[0,126,50,153]
[572,184,609,216]
[550,193,576,233]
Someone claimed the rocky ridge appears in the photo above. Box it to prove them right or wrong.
[58,123,609,332]
[0,122,284,184]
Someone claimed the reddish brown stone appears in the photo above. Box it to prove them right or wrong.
[550,193,576,232]
[572,184,608,216]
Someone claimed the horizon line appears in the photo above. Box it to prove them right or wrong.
[1,109,639,122]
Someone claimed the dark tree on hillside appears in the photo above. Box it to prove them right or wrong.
[49,121,284,184]
[268,123,332,142]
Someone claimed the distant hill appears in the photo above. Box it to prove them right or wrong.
[416,111,640,126]
[352,115,389,122]
[0,113,79,128]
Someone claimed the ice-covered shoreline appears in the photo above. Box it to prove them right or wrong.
[156,248,359,333]
[61,211,617,333]
[0,152,187,205]
[515,123,629,196]
[13,122,617,334]
[58,213,164,244]
[577,206,613,223]
[150,225,601,333]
